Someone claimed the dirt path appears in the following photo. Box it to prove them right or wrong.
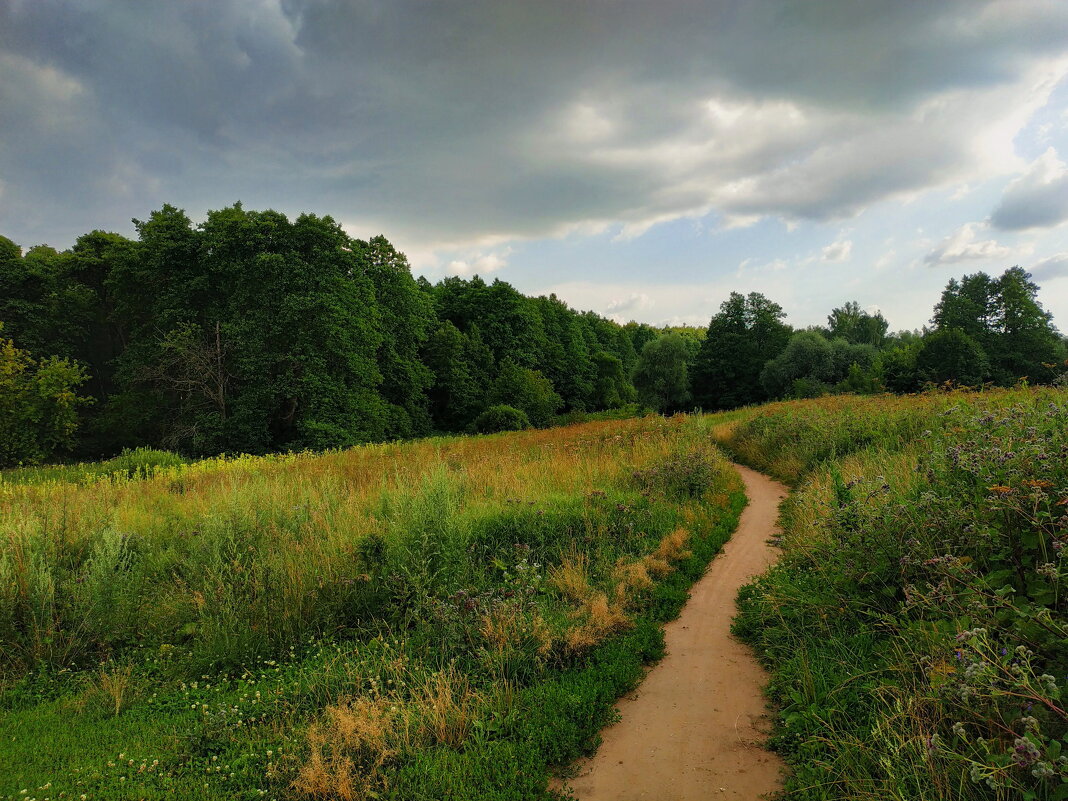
[556,464,788,801]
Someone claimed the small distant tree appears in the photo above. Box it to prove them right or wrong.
[489,361,563,427]
[473,404,530,434]
[632,333,691,413]
[827,301,889,347]
[0,324,91,467]
[759,331,835,399]
[591,351,635,409]
[915,328,989,387]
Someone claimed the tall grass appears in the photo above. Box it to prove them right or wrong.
[0,414,746,799]
[720,387,1068,800]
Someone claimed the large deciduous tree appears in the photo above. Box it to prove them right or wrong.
[633,333,691,413]
[690,292,791,410]
[358,235,435,438]
[931,267,1061,385]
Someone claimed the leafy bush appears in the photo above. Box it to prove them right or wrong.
[632,450,722,500]
[474,404,531,433]
[95,447,187,478]
[0,326,90,468]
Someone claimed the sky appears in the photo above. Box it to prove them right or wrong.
[2,0,1068,332]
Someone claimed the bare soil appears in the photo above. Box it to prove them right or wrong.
[555,464,788,801]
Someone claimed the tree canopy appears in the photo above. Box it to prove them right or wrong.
[1,206,1064,466]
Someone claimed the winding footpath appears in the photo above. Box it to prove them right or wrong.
[557,464,788,801]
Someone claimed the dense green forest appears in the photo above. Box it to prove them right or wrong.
[1,203,1065,467]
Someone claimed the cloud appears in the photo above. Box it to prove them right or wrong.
[991,147,1068,230]
[604,293,652,315]
[1029,252,1068,281]
[1,1,1068,253]
[445,250,510,277]
[924,222,1011,265]
[821,239,853,262]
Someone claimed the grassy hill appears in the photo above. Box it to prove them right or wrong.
[718,387,1068,800]
[0,415,745,800]
[2,387,1065,800]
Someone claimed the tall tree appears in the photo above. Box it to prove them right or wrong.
[690,292,791,410]
[633,333,691,413]
[358,235,435,438]
[931,268,1061,385]
[533,294,595,411]
[990,267,1062,384]
[423,321,481,431]
[827,301,888,346]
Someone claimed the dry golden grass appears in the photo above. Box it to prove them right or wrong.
[651,527,692,563]
[294,695,402,801]
[611,559,654,605]
[549,550,593,604]
[412,667,481,749]
[98,665,135,717]
[479,604,554,658]
[564,591,633,654]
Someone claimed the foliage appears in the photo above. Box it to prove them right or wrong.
[632,333,692,413]
[720,387,1068,800]
[760,330,836,398]
[1,206,650,460]
[0,325,91,467]
[690,291,792,410]
[932,267,1062,386]
[473,404,531,433]
[917,328,990,387]
[489,362,563,427]
[828,300,889,347]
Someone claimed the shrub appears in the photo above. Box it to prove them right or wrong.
[94,447,187,478]
[0,326,91,468]
[473,404,531,434]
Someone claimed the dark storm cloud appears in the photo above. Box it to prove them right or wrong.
[2,0,1067,250]
[1029,252,1068,281]
[991,148,1068,230]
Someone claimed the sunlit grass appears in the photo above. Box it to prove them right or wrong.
[0,413,746,799]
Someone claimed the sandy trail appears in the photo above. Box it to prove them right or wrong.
[556,464,788,801]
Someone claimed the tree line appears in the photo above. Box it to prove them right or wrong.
[635,268,1066,414]
[1,203,1064,467]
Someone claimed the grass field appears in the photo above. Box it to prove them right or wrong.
[4,388,1064,800]
[717,387,1068,800]
[0,414,746,800]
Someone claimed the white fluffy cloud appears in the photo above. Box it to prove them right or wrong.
[991,148,1068,230]
[924,222,1012,265]
[821,239,853,262]
[604,293,653,316]
[445,250,510,277]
